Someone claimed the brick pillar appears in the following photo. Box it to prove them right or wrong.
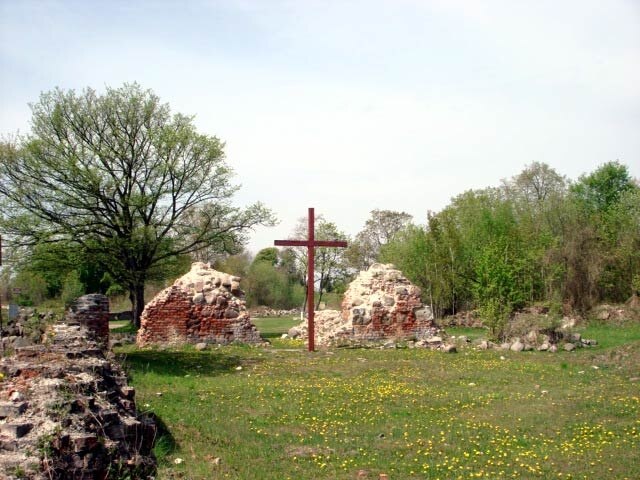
[67,294,110,346]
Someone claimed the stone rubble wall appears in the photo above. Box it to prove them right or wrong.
[0,301,156,480]
[137,262,261,346]
[342,263,435,340]
[1,309,56,351]
[292,263,438,346]
[65,294,110,345]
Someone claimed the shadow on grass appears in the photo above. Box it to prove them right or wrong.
[260,332,286,340]
[118,349,247,377]
[110,321,137,334]
[145,411,178,464]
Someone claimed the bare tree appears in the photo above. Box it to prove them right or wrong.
[347,209,413,271]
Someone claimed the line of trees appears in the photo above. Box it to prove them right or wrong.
[380,161,640,337]
[2,85,636,335]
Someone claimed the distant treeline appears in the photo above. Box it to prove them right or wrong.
[4,157,638,339]
[379,161,639,336]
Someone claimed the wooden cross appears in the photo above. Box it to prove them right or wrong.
[274,208,347,351]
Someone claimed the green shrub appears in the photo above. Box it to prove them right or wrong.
[13,271,48,306]
[61,270,85,307]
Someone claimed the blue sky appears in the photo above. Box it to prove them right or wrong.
[1,0,639,254]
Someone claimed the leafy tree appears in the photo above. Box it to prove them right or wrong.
[10,241,107,298]
[212,251,252,278]
[502,163,568,302]
[0,84,275,326]
[382,161,638,320]
[243,247,305,308]
[610,189,640,301]
[563,162,639,308]
[383,187,543,321]
[243,260,304,309]
[471,202,529,339]
[281,215,349,310]
[12,271,48,306]
[504,161,567,205]
[61,270,85,307]
[570,161,636,213]
[253,247,279,266]
[379,224,435,306]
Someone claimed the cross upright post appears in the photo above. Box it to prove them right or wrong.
[274,208,347,351]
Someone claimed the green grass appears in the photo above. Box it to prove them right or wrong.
[109,320,137,334]
[116,321,640,480]
[252,316,301,339]
[580,322,640,349]
[445,326,488,342]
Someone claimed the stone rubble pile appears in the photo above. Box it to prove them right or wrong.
[472,332,598,353]
[137,262,261,346]
[1,309,56,351]
[290,263,439,347]
[250,306,300,318]
[0,294,156,480]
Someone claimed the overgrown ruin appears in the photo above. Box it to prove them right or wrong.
[136,262,261,346]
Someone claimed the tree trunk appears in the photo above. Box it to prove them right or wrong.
[130,282,146,328]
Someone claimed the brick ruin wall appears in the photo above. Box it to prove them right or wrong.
[137,262,261,346]
[0,295,156,480]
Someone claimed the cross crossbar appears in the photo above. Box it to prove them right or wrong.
[274,240,348,248]
[274,208,347,351]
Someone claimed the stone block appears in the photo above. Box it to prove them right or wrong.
[0,401,28,418]
[224,308,239,319]
[120,386,135,400]
[0,438,19,451]
[53,433,71,450]
[0,422,33,438]
[105,423,126,440]
[72,433,99,452]
[442,344,457,353]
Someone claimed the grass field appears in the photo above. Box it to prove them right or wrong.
[252,316,301,339]
[116,321,640,479]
